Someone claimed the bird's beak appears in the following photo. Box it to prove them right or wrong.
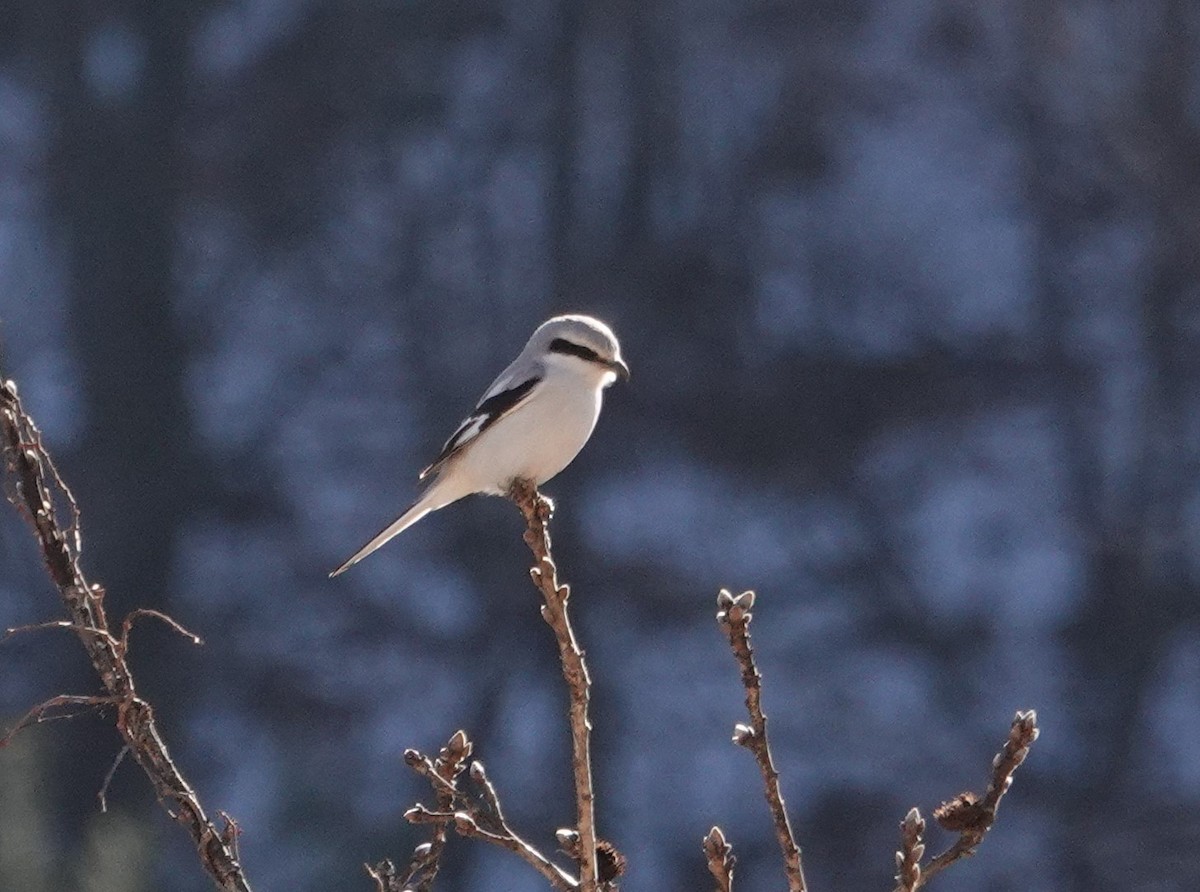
[609,357,630,382]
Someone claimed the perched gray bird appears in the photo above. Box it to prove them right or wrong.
[330,314,629,577]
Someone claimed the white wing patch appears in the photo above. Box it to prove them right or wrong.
[439,413,488,457]
[418,375,541,480]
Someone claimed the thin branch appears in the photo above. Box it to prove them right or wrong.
[98,744,132,813]
[702,826,735,892]
[367,730,473,892]
[716,589,807,892]
[411,735,464,892]
[396,732,579,892]
[121,608,205,653]
[365,859,401,892]
[407,806,578,890]
[915,710,1040,888]
[508,479,599,892]
[466,759,512,833]
[0,379,253,892]
[892,808,925,892]
[1,693,119,747]
[4,618,120,646]
[218,813,244,869]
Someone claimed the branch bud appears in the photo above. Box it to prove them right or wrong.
[704,825,729,852]
[556,828,581,857]
[732,723,756,746]
[733,590,756,609]
[452,811,476,833]
[903,807,923,832]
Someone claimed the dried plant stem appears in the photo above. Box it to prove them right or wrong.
[716,590,807,892]
[510,480,598,892]
[1,380,251,892]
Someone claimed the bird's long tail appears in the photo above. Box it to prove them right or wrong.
[328,482,461,577]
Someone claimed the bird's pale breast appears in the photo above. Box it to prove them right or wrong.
[453,373,604,493]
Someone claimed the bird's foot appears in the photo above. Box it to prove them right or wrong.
[507,478,554,522]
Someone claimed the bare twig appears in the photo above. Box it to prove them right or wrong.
[218,812,243,868]
[365,859,400,892]
[121,607,205,652]
[4,618,119,645]
[892,807,925,892]
[509,479,599,892]
[716,589,807,892]
[409,806,578,890]
[915,710,1040,888]
[395,731,579,892]
[367,730,474,892]
[1,693,119,746]
[0,379,252,892]
[703,826,736,892]
[412,731,470,891]
[98,744,132,813]
[467,759,512,833]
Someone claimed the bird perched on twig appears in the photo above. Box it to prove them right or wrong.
[330,314,629,577]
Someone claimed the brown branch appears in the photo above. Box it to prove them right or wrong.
[389,730,579,892]
[509,479,599,892]
[409,806,578,890]
[912,709,1040,888]
[367,730,474,892]
[4,618,120,646]
[716,589,808,892]
[892,807,925,892]
[702,826,736,892]
[0,379,252,892]
[121,607,205,652]
[1,693,119,746]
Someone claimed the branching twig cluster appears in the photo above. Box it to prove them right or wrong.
[377,729,582,891]
[366,729,472,892]
[897,709,1040,890]
[707,590,1040,892]
[0,380,252,892]
[369,726,591,891]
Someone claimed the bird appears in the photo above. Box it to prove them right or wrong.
[330,314,629,577]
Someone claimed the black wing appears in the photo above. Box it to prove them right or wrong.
[418,375,541,480]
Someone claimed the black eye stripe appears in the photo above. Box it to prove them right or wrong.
[549,337,603,364]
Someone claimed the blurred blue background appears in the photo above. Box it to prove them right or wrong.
[2,1,1199,890]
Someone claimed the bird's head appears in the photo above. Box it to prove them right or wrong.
[532,315,629,385]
